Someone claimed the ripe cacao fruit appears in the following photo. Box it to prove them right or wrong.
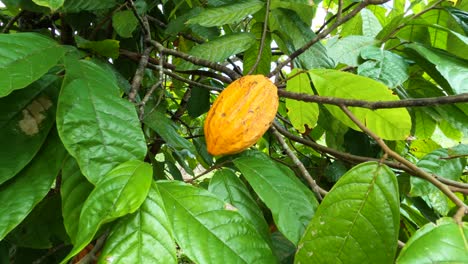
[204,75,278,156]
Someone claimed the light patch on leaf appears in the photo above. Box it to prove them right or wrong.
[18,96,52,136]
[224,203,238,211]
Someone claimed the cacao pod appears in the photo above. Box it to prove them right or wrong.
[204,75,278,156]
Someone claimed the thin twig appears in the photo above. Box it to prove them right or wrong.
[1,10,25,33]
[277,90,468,109]
[246,0,271,75]
[272,123,327,200]
[337,0,344,21]
[185,160,231,183]
[139,49,164,119]
[128,46,153,102]
[75,233,108,264]
[339,105,468,223]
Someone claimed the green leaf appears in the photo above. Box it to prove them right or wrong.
[186,0,264,27]
[0,129,66,240]
[358,46,409,88]
[61,160,153,263]
[361,8,382,37]
[208,168,270,242]
[57,59,146,184]
[270,8,334,69]
[0,33,65,97]
[0,75,60,184]
[234,153,318,245]
[405,43,468,94]
[112,10,138,38]
[6,194,67,249]
[98,182,177,264]
[309,69,411,140]
[295,162,400,264]
[144,110,195,153]
[187,86,210,118]
[60,156,93,243]
[410,148,466,215]
[285,69,319,133]
[75,36,120,59]
[177,33,256,70]
[270,0,315,25]
[62,0,116,12]
[32,0,63,10]
[243,22,272,75]
[413,109,436,139]
[327,36,376,67]
[446,7,468,35]
[158,180,276,264]
[397,218,468,263]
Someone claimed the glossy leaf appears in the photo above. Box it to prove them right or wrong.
[57,59,146,184]
[208,168,270,242]
[285,69,319,133]
[405,43,468,94]
[358,46,409,88]
[327,36,376,67]
[61,160,153,263]
[234,153,318,245]
[410,148,466,215]
[62,0,116,12]
[112,10,138,38]
[397,218,468,263]
[0,33,65,97]
[295,162,400,264]
[309,69,411,140]
[144,110,195,153]
[187,0,263,27]
[98,182,177,264]
[32,0,63,10]
[177,33,256,70]
[270,8,334,69]
[413,109,436,139]
[60,156,93,243]
[0,130,66,240]
[270,0,314,25]
[158,180,276,264]
[0,75,60,184]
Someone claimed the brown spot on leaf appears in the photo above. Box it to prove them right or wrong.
[18,96,52,136]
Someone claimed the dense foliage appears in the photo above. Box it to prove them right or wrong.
[0,0,467,263]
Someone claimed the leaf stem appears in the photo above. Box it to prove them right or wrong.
[246,0,271,75]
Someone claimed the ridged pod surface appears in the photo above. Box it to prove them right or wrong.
[204,75,278,156]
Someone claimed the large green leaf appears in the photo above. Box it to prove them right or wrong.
[143,110,195,153]
[0,129,66,240]
[32,0,64,10]
[112,10,138,38]
[270,8,334,69]
[0,33,64,97]
[358,46,409,88]
[187,0,263,27]
[361,8,382,37]
[309,69,412,140]
[270,0,315,25]
[410,147,466,216]
[327,36,376,67]
[60,156,93,243]
[61,160,153,263]
[405,43,468,94]
[57,59,146,184]
[98,182,177,264]
[75,36,120,59]
[397,218,468,263]
[208,168,270,242]
[158,180,275,264]
[177,33,256,70]
[0,75,60,184]
[285,69,319,133]
[62,0,116,12]
[295,162,400,264]
[243,22,272,75]
[234,153,318,245]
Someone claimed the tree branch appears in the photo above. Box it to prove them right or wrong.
[1,10,25,33]
[271,124,327,200]
[339,105,468,223]
[278,90,468,109]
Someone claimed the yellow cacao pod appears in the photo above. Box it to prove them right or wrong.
[204,75,278,156]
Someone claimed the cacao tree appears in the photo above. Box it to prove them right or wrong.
[0,0,467,263]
